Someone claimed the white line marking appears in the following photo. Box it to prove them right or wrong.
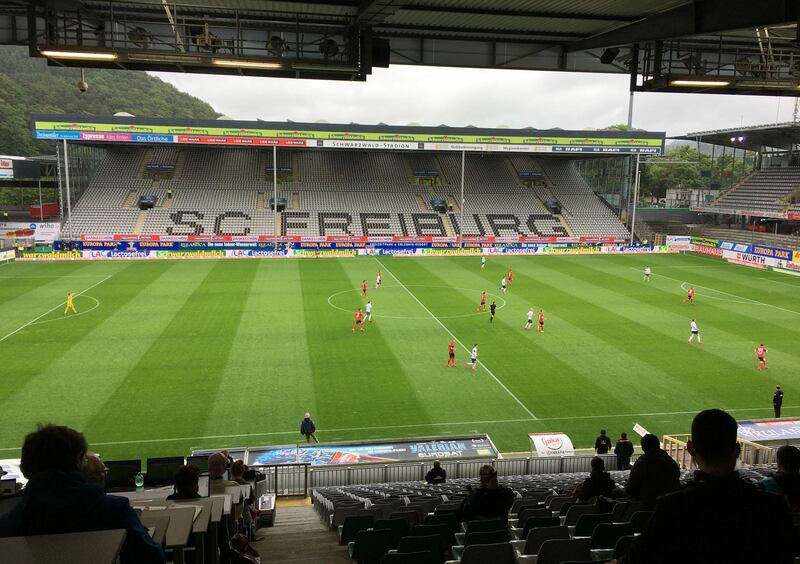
[375,258,538,420]
[0,275,113,343]
[653,270,800,316]
[0,405,792,451]
[0,275,112,279]
[30,295,101,326]
[327,284,507,320]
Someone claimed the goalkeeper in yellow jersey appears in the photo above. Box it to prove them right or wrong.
[64,292,77,315]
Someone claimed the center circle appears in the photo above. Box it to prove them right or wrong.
[327,284,508,320]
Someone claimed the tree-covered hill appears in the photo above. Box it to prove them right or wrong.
[0,46,219,156]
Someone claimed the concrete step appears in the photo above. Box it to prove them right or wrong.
[252,503,350,563]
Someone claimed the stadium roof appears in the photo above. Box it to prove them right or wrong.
[674,122,800,152]
[2,1,800,94]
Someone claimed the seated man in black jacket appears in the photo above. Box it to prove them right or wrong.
[0,424,165,564]
[574,457,617,501]
[619,409,796,564]
[425,460,447,484]
[457,464,514,523]
[625,433,681,509]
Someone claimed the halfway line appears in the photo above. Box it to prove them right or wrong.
[0,275,113,343]
[375,258,538,420]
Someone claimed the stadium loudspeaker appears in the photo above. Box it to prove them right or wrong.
[372,38,390,68]
[600,47,620,64]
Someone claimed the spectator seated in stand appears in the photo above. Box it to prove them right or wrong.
[166,465,201,501]
[625,434,681,510]
[425,461,447,485]
[757,445,800,531]
[456,464,514,523]
[619,409,797,564]
[0,424,165,564]
[80,453,108,487]
[573,457,617,501]
[208,451,241,494]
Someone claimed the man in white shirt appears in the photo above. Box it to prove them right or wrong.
[365,301,373,322]
[500,277,507,293]
[525,308,534,330]
[644,266,652,281]
[481,256,486,269]
[375,271,382,288]
[467,344,478,371]
[688,319,702,345]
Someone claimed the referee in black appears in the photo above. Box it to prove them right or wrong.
[489,301,497,323]
[774,385,784,418]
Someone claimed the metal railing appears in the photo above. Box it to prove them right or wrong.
[245,453,647,497]
[662,434,774,470]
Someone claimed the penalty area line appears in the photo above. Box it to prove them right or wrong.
[374,257,539,421]
[0,274,113,343]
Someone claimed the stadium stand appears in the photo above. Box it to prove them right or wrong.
[707,167,800,215]
[62,147,632,239]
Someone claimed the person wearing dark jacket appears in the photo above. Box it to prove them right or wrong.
[758,445,800,532]
[425,460,447,484]
[614,432,635,470]
[595,429,612,454]
[575,457,617,501]
[166,464,201,500]
[457,464,515,523]
[625,434,681,509]
[300,412,319,443]
[0,424,165,564]
[619,409,796,564]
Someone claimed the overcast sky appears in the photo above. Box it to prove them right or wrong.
[153,65,797,136]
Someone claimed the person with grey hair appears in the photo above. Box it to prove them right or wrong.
[300,413,318,443]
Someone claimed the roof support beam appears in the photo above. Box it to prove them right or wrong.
[356,0,404,24]
[399,6,638,23]
[565,0,799,51]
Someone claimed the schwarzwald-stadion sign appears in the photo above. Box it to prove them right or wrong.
[31,114,665,155]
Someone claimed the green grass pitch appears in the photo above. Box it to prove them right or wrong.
[1,252,798,463]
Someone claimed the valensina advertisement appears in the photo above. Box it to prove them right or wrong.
[246,436,497,466]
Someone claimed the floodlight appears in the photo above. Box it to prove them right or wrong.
[40,50,117,61]
[212,58,282,69]
[669,79,730,87]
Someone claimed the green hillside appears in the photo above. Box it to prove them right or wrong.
[0,46,219,156]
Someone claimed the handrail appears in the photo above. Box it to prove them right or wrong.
[663,434,774,469]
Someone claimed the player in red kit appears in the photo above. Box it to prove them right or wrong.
[447,339,456,367]
[361,279,367,297]
[538,309,545,333]
[352,308,365,332]
[684,287,695,304]
[476,291,487,312]
[507,270,513,285]
[755,343,768,371]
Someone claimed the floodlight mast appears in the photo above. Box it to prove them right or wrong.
[273,145,278,249]
[629,153,641,246]
[459,150,465,248]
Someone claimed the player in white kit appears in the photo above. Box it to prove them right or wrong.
[365,301,373,322]
[501,277,507,293]
[481,256,486,269]
[466,344,478,371]
[525,308,534,330]
[644,266,652,281]
[375,271,382,288]
[688,319,702,345]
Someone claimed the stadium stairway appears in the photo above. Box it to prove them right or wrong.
[415,194,429,211]
[558,216,574,236]
[252,502,350,563]
[123,190,139,208]
[132,211,147,235]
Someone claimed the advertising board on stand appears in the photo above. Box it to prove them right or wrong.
[0,222,61,242]
[529,433,575,457]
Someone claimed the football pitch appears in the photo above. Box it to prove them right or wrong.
[1,252,798,463]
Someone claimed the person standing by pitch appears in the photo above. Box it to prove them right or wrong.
[301,412,319,443]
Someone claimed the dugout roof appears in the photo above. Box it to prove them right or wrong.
[2,1,800,95]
